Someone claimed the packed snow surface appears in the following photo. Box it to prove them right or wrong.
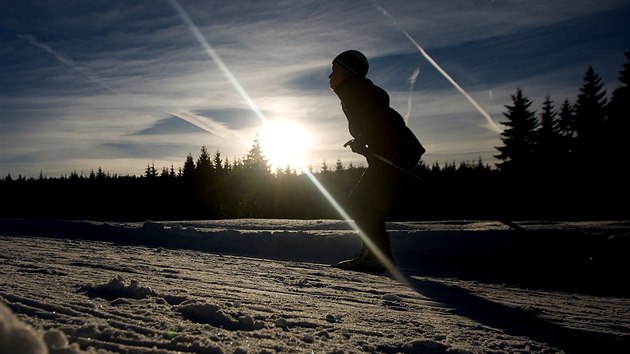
[1,219,629,353]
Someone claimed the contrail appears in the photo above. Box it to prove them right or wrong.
[169,111,230,137]
[17,34,120,96]
[168,0,267,124]
[405,67,420,123]
[372,1,502,133]
[17,33,229,136]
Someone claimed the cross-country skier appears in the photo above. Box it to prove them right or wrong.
[329,50,425,271]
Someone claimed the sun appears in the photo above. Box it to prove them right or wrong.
[259,119,313,171]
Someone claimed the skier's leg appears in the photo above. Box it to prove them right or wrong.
[350,167,393,259]
[333,164,401,269]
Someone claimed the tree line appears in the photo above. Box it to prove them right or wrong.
[490,51,629,219]
[1,51,628,221]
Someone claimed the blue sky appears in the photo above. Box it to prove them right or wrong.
[1,0,629,177]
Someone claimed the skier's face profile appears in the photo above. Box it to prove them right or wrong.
[329,62,353,90]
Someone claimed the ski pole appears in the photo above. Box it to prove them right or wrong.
[344,139,424,182]
[369,153,424,183]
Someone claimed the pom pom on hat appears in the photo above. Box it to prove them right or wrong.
[333,50,369,77]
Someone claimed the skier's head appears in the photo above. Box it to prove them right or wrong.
[333,50,368,77]
[329,50,368,89]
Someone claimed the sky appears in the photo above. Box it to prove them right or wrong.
[1,0,629,177]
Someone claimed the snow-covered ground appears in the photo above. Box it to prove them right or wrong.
[1,219,629,353]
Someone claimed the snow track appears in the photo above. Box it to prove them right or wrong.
[1,220,629,353]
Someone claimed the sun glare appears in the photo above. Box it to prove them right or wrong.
[260,119,313,171]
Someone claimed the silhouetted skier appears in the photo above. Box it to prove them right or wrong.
[329,50,425,271]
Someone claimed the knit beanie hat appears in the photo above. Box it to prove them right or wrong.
[333,50,369,77]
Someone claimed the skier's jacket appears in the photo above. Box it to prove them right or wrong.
[334,76,425,170]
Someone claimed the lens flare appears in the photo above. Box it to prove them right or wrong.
[170,0,410,285]
[168,0,267,125]
[304,172,410,285]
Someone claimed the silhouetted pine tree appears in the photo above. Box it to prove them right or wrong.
[182,153,194,177]
[160,166,170,179]
[556,99,576,162]
[574,66,607,163]
[237,137,271,217]
[557,99,576,137]
[605,51,630,178]
[145,162,158,179]
[534,96,563,169]
[223,157,231,174]
[193,145,216,215]
[495,88,538,175]
[213,149,224,176]
[96,167,106,180]
[320,160,330,173]
[196,145,214,180]
[169,164,177,178]
[231,158,244,172]
[334,157,345,173]
[243,137,269,175]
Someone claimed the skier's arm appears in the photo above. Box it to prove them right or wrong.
[336,79,390,151]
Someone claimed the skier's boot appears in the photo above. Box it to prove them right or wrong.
[332,245,393,272]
